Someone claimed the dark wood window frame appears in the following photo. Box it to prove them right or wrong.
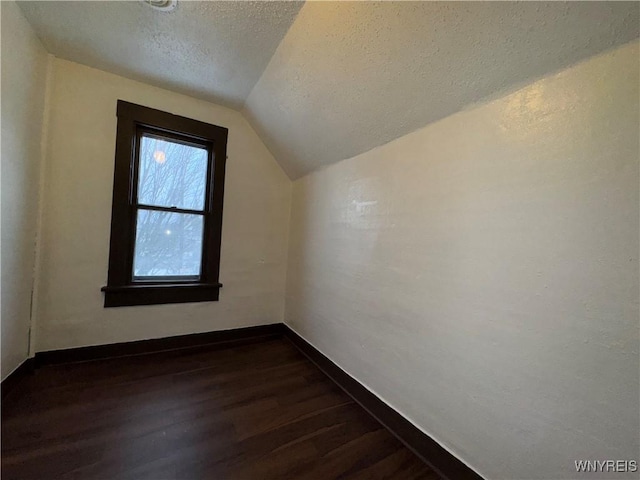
[102,100,228,307]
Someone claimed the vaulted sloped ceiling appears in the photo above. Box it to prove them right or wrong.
[244,1,639,178]
[17,1,304,109]
[18,1,640,179]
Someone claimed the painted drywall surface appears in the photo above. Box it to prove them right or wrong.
[245,1,639,178]
[34,59,291,352]
[0,1,49,379]
[286,42,639,480]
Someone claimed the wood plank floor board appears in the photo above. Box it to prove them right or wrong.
[349,449,439,480]
[2,338,437,479]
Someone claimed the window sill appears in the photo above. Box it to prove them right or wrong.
[101,282,222,307]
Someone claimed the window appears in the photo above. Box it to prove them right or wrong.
[102,101,228,307]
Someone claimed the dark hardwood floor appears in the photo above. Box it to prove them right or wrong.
[2,337,438,479]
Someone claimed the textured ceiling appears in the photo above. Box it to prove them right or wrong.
[244,1,639,178]
[17,1,639,179]
[17,0,303,109]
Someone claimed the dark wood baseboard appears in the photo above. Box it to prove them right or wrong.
[1,358,35,400]
[282,324,483,480]
[35,323,285,367]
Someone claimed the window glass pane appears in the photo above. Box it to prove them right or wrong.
[133,209,204,279]
[138,135,208,211]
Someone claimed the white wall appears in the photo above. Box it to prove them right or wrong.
[285,42,639,480]
[0,1,49,379]
[34,59,291,352]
